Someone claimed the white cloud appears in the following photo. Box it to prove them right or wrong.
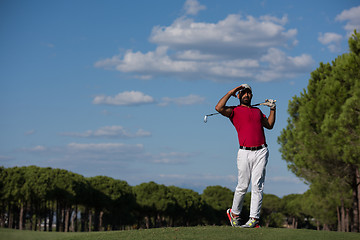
[15,142,195,167]
[0,155,14,161]
[16,142,147,163]
[318,32,343,52]
[156,173,237,192]
[260,14,288,25]
[175,50,218,61]
[159,94,205,106]
[153,152,194,164]
[318,32,343,45]
[183,0,206,16]
[262,48,314,71]
[24,130,36,136]
[21,145,47,152]
[257,48,315,81]
[60,125,151,138]
[158,173,236,182]
[149,14,296,54]
[267,176,303,184]
[336,5,360,36]
[67,142,143,153]
[93,91,155,106]
[95,6,314,82]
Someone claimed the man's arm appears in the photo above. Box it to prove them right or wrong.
[262,108,276,129]
[215,86,244,117]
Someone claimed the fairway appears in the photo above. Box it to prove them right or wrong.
[1,226,359,240]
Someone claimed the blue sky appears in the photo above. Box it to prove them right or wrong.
[1,0,359,197]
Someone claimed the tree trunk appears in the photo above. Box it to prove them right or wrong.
[356,167,360,232]
[19,204,24,230]
[323,223,329,231]
[64,207,70,232]
[75,205,78,232]
[37,217,41,231]
[0,201,5,228]
[93,209,99,231]
[99,211,104,231]
[44,217,47,232]
[145,216,150,229]
[291,217,296,228]
[43,202,47,232]
[88,209,92,232]
[346,208,350,232]
[8,204,13,228]
[48,202,53,232]
[341,199,346,232]
[353,168,359,232]
[61,208,65,232]
[156,214,162,228]
[337,206,341,231]
[81,209,88,232]
[56,201,60,232]
[71,205,77,232]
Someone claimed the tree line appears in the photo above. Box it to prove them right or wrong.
[278,31,360,232]
[0,165,353,232]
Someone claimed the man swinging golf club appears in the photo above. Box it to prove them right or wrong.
[215,84,276,228]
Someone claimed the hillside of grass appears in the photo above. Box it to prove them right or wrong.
[1,226,360,240]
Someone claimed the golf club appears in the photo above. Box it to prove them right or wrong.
[203,113,220,123]
[203,102,271,123]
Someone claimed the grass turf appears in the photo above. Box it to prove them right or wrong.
[1,226,359,240]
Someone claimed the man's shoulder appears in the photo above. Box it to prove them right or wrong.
[233,106,263,116]
[227,105,238,111]
[234,105,260,110]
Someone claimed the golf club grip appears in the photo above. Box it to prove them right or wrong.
[252,102,266,106]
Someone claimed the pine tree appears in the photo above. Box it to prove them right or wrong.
[278,30,360,231]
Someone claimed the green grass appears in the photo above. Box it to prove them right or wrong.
[1,226,359,240]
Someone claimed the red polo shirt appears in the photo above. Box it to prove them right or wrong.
[229,105,266,147]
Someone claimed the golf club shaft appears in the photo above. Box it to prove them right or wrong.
[206,102,263,116]
[206,112,220,117]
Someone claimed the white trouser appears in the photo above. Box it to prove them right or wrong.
[231,147,269,219]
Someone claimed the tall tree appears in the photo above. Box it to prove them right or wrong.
[201,185,233,225]
[278,30,360,231]
[261,194,284,228]
[134,182,172,228]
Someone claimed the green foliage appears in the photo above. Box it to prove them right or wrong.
[277,30,360,230]
[1,165,310,231]
[261,194,283,227]
[349,30,360,55]
[202,186,233,211]
[87,176,135,228]
[201,185,233,225]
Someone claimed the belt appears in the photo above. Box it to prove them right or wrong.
[239,144,267,151]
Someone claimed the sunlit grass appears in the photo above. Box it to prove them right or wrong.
[1,226,359,240]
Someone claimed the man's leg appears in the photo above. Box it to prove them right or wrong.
[231,149,251,216]
[249,147,269,219]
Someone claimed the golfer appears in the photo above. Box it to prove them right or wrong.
[215,84,276,228]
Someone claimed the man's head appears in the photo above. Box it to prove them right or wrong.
[238,84,252,106]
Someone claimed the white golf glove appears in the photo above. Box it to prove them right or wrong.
[262,99,276,109]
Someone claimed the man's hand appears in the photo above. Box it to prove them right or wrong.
[262,99,276,109]
[216,85,245,117]
[229,85,245,97]
[262,99,276,129]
